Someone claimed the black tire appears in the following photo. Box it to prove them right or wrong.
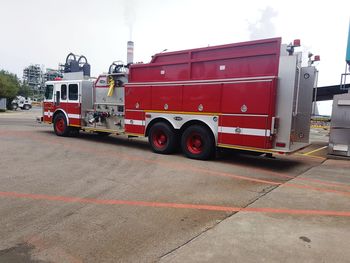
[11,103,18,110]
[70,128,80,137]
[23,104,30,110]
[148,122,177,154]
[96,131,110,136]
[53,113,71,136]
[181,125,214,160]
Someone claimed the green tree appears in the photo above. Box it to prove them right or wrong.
[0,70,20,99]
[18,83,34,98]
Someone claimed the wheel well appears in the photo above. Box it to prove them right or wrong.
[145,118,175,137]
[146,118,216,143]
[53,110,68,124]
[180,120,215,143]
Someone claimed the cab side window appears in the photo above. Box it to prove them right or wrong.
[68,84,78,100]
[61,84,67,100]
[44,85,54,100]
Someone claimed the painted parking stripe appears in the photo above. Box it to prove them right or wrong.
[0,191,350,217]
[303,146,328,156]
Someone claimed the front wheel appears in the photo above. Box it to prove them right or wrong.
[11,103,18,110]
[148,122,177,154]
[53,113,70,136]
[181,125,214,160]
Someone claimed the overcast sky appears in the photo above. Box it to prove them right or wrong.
[1,0,349,114]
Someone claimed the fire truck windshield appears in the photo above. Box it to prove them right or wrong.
[44,85,54,100]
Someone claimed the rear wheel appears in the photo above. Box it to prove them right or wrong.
[23,104,30,110]
[53,113,70,136]
[149,122,177,154]
[181,125,214,160]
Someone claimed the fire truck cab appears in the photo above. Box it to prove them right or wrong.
[42,37,318,160]
[43,75,94,136]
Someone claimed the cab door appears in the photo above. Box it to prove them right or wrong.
[43,84,54,123]
[52,83,68,113]
[66,83,81,126]
[59,83,68,112]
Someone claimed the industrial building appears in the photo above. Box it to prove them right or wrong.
[22,65,62,96]
[22,64,44,91]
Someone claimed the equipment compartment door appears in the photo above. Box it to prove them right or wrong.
[218,115,271,148]
[218,79,276,149]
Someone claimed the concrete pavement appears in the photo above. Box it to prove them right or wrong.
[0,108,349,263]
[161,159,350,263]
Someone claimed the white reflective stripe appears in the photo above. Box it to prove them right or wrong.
[219,126,271,137]
[67,114,81,119]
[125,119,145,126]
[220,113,268,117]
[44,111,52,117]
[44,112,80,119]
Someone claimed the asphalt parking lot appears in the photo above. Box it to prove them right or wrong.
[0,108,349,263]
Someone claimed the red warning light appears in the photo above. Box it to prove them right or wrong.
[293,39,301,47]
[276,142,286,147]
[314,55,320,61]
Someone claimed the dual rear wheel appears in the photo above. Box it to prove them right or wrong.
[181,125,214,160]
[148,122,214,160]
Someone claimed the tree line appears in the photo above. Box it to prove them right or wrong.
[0,70,34,106]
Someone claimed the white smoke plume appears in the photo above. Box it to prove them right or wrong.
[122,0,137,40]
[248,6,278,40]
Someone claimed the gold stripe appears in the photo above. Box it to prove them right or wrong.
[125,132,144,137]
[82,127,117,133]
[145,110,219,116]
[217,143,278,154]
[69,124,81,128]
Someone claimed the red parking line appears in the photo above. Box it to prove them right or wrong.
[1,130,350,197]
[0,191,350,217]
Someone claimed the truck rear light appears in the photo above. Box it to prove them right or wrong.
[276,142,286,147]
[314,55,320,61]
[145,114,151,118]
[293,39,301,47]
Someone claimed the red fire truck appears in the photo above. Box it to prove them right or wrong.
[41,37,318,160]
